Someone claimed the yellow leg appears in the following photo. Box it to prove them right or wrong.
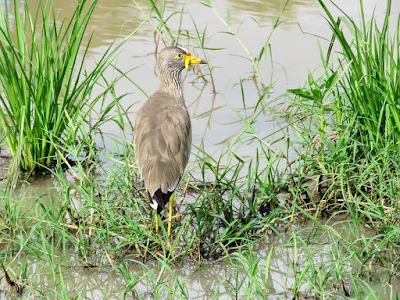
[155,213,159,233]
[168,193,175,238]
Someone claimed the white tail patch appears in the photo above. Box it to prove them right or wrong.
[150,199,158,210]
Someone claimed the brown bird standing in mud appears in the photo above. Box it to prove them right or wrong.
[134,46,207,238]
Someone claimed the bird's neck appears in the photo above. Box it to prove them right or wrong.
[159,71,183,98]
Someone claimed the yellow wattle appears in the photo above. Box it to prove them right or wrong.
[184,55,190,69]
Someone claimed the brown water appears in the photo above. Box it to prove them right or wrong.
[1,0,400,298]
[1,219,399,299]
[21,0,399,158]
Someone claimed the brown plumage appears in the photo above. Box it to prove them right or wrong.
[134,46,206,218]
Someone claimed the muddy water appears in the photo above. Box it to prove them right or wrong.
[2,0,400,298]
[1,219,399,299]
[22,0,400,158]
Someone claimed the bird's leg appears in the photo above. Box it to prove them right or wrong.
[155,213,159,233]
[168,193,175,238]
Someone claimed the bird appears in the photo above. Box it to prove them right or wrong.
[134,46,207,238]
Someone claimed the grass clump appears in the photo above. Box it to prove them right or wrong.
[0,0,121,175]
[288,0,400,212]
[283,1,400,295]
[321,0,400,152]
[290,0,400,153]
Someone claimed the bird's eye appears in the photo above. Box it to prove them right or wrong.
[176,53,183,59]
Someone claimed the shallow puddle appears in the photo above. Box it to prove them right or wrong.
[1,0,400,298]
[1,219,399,299]
[20,0,400,156]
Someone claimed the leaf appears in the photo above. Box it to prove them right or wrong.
[202,0,212,8]
[288,88,315,100]
[218,31,235,36]
[308,72,322,100]
[233,153,244,163]
[325,71,338,89]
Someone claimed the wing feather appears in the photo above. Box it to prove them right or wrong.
[134,91,191,196]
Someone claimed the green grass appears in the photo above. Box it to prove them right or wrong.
[0,0,127,177]
[285,0,400,296]
[323,0,400,151]
[290,0,400,154]
[0,0,400,298]
[287,0,400,213]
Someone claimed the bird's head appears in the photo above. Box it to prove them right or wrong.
[157,46,207,76]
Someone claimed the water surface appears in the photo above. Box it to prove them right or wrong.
[1,0,400,298]
[22,0,399,157]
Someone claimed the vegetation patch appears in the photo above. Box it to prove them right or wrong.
[0,0,399,298]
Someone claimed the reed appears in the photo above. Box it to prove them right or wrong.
[0,0,124,175]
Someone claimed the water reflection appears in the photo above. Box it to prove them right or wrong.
[24,0,151,49]
[225,0,319,25]
[15,0,323,54]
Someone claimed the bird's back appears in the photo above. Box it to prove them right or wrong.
[134,91,192,211]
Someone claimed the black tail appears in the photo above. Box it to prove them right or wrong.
[152,189,173,214]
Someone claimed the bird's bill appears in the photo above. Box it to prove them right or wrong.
[184,54,207,69]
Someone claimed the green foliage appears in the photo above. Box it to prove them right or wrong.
[1,0,400,298]
[290,0,400,155]
[0,0,121,174]
[324,0,399,151]
[189,146,284,259]
[285,1,400,295]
